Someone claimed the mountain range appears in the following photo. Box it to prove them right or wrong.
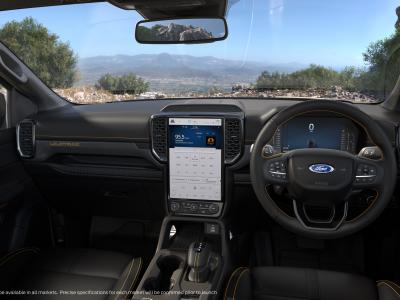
[77,53,306,93]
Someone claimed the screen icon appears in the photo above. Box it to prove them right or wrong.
[206,136,216,146]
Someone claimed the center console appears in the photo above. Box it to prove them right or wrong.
[142,106,243,299]
[133,217,230,300]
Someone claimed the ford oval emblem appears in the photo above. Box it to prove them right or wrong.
[309,164,335,174]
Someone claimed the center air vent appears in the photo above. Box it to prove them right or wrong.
[224,118,243,164]
[17,120,35,158]
[151,117,167,162]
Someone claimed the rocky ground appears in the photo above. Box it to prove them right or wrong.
[227,86,379,103]
[55,86,380,104]
[54,87,135,104]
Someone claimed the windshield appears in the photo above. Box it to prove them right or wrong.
[0,0,399,104]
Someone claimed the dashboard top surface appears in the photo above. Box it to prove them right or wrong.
[32,98,399,146]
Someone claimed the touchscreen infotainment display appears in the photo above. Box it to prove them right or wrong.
[168,118,222,201]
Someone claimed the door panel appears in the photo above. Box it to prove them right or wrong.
[0,104,51,252]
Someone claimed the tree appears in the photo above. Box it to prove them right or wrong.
[254,28,400,99]
[0,17,77,88]
[361,29,400,95]
[256,65,344,90]
[96,74,117,92]
[208,86,224,95]
[96,73,149,94]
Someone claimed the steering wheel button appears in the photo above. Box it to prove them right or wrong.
[262,144,275,156]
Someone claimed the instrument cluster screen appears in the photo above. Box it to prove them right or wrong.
[272,117,358,153]
[168,118,222,201]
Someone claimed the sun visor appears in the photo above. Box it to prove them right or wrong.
[109,0,227,19]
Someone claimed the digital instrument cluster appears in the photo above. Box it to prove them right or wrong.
[270,116,358,154]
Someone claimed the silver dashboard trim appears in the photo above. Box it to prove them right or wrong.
[16,120,36,158]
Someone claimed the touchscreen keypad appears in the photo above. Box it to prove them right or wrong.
[169,147,221,201]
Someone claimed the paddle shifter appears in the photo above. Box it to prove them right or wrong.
[187,242,212,283]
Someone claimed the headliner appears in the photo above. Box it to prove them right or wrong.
[0,0,227,19]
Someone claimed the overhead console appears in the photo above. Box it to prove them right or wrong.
[150,105,244,218]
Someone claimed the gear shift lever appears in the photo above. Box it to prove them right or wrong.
[187,241,212,283]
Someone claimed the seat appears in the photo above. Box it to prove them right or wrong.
[0,247,142,300]
[224,267,400,300]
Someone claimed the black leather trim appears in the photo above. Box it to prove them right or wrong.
[377,281,400,300]
[1,248,142,300]
[110,257,143,300]
[0,247,39,290]
[228,267,379,300]
[0,247,39,267]
[224,267,250,300]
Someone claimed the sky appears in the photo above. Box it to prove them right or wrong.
[0,0,398,68]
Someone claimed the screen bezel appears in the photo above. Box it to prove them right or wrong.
[167,116,224,203]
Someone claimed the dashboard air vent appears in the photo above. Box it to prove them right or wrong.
[151,117,167,162]
[225,118,242,163]
[17,120,35,158]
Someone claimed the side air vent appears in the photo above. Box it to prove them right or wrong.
[224,118,243,164]
[151,117,167,162]
[17,120,35,158]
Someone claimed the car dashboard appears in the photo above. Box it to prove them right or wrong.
[14,98,400,221]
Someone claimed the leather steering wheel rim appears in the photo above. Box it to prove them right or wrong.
[250,100,397,239]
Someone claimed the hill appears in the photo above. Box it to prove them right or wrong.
[77,53,305,93]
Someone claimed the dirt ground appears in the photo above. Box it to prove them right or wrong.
[54,86,379,104]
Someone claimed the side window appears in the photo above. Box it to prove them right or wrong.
[0,84,7,130]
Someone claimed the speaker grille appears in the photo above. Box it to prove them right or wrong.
[151,117,167,161]
[224,118,242,163]
[17,120,35,158]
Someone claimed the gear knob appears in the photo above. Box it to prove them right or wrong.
[187,242,211,282]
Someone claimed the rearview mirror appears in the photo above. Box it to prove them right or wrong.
[135,18,228,44]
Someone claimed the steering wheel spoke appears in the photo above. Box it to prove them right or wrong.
[293,200,348,231]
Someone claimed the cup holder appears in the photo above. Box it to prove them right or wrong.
[143,255,183,292]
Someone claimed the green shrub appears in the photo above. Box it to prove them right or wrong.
[97,73,149,94]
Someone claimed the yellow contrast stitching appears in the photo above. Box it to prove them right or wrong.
[233,268,249,300]
[378,281,400,298]
[125,258,142,300]
[378,280,400,291]
[0,248,39,267]
[115,258,135,300]
[223,267,246,300]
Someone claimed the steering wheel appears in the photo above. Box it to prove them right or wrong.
[250,100,397,239]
